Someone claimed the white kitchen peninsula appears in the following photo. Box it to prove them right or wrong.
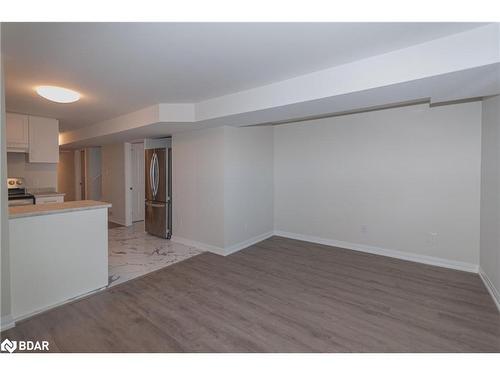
[9,200,111,321]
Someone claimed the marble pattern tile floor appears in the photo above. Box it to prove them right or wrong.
[108,221,203,287]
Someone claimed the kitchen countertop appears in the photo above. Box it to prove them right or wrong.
[32,192,66,197]
[9,200,112,219]
[28,189,66,197]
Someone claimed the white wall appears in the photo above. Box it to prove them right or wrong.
[274,102,482,268]
[172,127,225,249]
[480,95,500,306]
[7,152,57,189]
[101,143,128,225]
[224,126,274,249]
[1,25,13,330]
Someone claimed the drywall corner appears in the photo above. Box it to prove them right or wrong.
[223,126,274,249]
[480,94,500,303]
[172,126,225,249]
[479,267,500,312]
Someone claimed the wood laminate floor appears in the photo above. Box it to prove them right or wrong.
[108,221,124,229]
[2,236,500,352]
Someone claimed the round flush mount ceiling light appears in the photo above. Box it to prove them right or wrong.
[35,86,81,103]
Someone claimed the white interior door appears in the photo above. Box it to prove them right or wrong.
[131,142,145,222]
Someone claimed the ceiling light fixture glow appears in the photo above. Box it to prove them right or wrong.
[35,86,81,103]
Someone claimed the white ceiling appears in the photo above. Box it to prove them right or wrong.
[2,22,486,131]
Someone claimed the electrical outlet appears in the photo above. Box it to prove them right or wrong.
[426,232,438,247]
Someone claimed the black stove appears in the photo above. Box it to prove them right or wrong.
[7,177,35,206]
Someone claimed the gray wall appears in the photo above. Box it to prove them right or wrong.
[172,127,225,249]
[480,95,500,299]
[101,143,128,225]
[1,25,13,328]
[274,102,482,267]
[224,126,274,247]
[172,125,275,251]
[85,147,102,201]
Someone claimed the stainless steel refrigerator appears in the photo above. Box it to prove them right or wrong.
[145,147,172,239]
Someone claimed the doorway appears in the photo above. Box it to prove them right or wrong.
[74,149,86,200]
[80,150,86,199]
[74,147,102,201]
[57,150,76,201]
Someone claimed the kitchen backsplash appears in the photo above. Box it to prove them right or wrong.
[7,152,57,189]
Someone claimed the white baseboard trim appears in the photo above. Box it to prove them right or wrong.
[172,231,274,256]
[10,285,107,326]
[171,236,225,255]
[273,230,479,273]
[0,314,15,332]
[224,231,274,255]
[108,217,127,226]
[479,267,500,313]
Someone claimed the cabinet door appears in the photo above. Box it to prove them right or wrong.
[6,113,29,152]
[28,116,59,163]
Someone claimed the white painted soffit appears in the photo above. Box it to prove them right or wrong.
[195,23,500,120]
[60,23,500,147]
[60,103,194,146]
[200,63,500,127]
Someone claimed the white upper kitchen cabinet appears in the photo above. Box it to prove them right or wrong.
[28,115,59,163]
[6,112,30,152]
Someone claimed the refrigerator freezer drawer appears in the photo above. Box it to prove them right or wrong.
[145,201,169,238]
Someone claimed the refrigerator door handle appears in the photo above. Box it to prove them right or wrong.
[151,152,158,198]
[149,153,155,198]
[153,152,159,198]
